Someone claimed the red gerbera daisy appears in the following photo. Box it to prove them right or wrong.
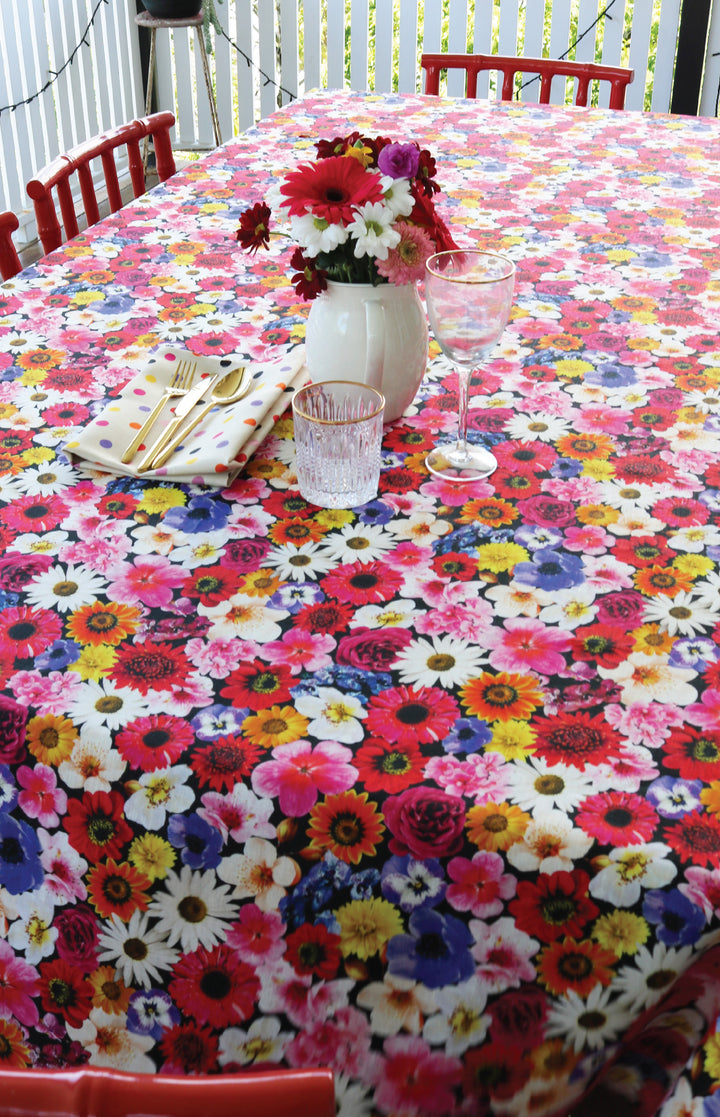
[575,791,658,845]
[181,565,241,606]
[294,599,355,633]
[462,1042,531,1103]
[169,943,260,1028]
[285,922,342,979]
[652,496,709,527]
[279,155,383,222]
[320,560,403,606]
[663,811,720,867]
[63,790,133,863]
[38,959,93,1027]
[493,440,557,473]
[116,714,194,771]
[509,870,598,943]
[531,711,623,770]
[612,535,674,568]
[191,734,263,791]
[430,551,478,581]
[220,659,294,711]
[491,470,543,499]
[0,605,61,659]
[86,859,152,920]
[97,492,139,520]
[159,1022,219,1073]
[663,727,720,781]
[354,737,426,793]
[235,201,272,253]
[109,641,191,695]
[537,937,615,997]
[366,684,459,746]
[570,624,635,668]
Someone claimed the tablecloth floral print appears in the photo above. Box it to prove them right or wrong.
[0,89,719,1117]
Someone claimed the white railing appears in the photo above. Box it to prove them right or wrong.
[2,0,720,253]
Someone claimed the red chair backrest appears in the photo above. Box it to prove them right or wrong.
[26,111,177,255]
[0,210,22,280]
[421,53,634,110]
[2,1065,335,1117]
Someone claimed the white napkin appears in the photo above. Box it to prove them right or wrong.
[66,345,310,487]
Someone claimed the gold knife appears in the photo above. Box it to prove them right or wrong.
[136,372,222,473]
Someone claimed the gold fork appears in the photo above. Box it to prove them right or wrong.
[121,359,197,464]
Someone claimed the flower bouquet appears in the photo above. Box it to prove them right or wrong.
[235,131,457,299]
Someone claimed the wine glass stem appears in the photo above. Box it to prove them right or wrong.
[456,365,471,458]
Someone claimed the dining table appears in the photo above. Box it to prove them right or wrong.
[0,85,719,1117]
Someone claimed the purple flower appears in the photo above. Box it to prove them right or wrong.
[642,888,705,946]
[513,548,585,591]
[378,142,420,179]
[387,908,474,987]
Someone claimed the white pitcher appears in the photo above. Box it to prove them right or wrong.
[305,280,429,423]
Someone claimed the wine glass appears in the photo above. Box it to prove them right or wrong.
[425,249,515,481]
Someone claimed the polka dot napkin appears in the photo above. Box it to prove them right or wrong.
[66,345,310,487]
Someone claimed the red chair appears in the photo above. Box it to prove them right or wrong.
[421,53,634,109]
[26,111,177,255]
[2,1065,335,1117]
[0,210,22,280]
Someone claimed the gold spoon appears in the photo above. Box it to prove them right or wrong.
[147,366,251,470]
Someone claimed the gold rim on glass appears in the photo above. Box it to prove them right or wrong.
[426,250,515,284]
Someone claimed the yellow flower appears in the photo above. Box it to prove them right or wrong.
[273,416,295,441]
[73,644,117,681]
[466,801,530,852]
[554,358,594,380]
[128,833,175,881]
[89,966,133,1015]
[137,486,186,515]
[703,1032,720,1081]
[19,368,48,387]
[700,783,720,815]
[632,624,674,657]
[592,910,649,956]
[475,541,528,574]
[246,458,287,480]
[336,898,404,959]
[242,705,309,748]
[582,459,615,480]
[26,714,77,766]
[576,504,619,526]
[21,446,55,465]
[486,719,536,760]
[238,569,283,598]
[673,553,714,578]
[316,508,355,530]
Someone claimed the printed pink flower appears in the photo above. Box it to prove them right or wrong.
[563,524,612,554]
[251,740,358,816]
[425,752,509,802]
[686,689,720,731]
[486,617,571,675]
[107,555,187,608]
[575,790,658,845]
[263,628,336,675]
[470,916,538,993]
[225,903,286,964]
[0,938,40,1026]
[16,763,67,827]
[287,1004,376,1078]
[604,701,685,746]
[447,851,516,918]
[374,1035,462,1116]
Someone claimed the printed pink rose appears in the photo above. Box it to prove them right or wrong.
[384,786,466,859]
[0,694,29,765]
[53,904,100,971]
[596,590,646,630]
[517,494,576,527]
[0,553,53,592]
[488,985,549,1047]
[336,627,413,670]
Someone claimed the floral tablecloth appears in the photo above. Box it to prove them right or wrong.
[1,89,720,1117]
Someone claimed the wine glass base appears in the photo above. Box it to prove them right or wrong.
[426,444,498,482]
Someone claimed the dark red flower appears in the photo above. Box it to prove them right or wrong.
[97,492,139,520]
[191,734,263,791]
[160,1022,219,1073]
[109,641,190,695]
[236,201,272,253]
[169,943,260,1028]
[663,727,720,781]
[38,960,93,1027]
[431,552,478,581]
[463,1042,531,1102]
[220,658,293,710]
[290,247,327,300]
[285,922,342,979]
[531,711,624,769]
[510,871,598,943]
[664,811,720,866]
[354,737,426,793]
[53,904,99,971]
[570,623,634,668]
[294,599,354,634]
[63,790,132,863]
[181,564,241,605]
[384,785,466,859]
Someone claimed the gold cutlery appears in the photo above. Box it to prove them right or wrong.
[136,371,224,473]
[121,359,196,464]
[149,366,251,470]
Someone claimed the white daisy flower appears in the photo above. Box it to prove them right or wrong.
[97,910,179,989]
[642,591,718,636]
[147,865,238,952]
[66,679,153,730]
[690,570,720,611]
[597,479,665,512]
[504,413,571,442]
[506,756,595,816]
[321,522,395,563]
[67,1008,155,1072]
[393,634,486,688]
[264,541,337,582]
[290,212,350,256]
[333,1073,375,1117]
[24,563,107,613]
[348,201,400,260]
[421,976,488,1054]
[7,891,58,963]
[684,387,720,415]
[588,842,676,908]
[294,686,366,743]
[218,1016,294,1067]
[612,942,694,1013]
[13,461,81,496]
[124,765,195,830]
[545,984,627,1052]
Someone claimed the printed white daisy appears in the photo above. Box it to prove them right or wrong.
[684,387,720,416]
[264,541,337,582]
[392,634,486,688]
[322,522,395,564]
[147,865,238,952]
[67,1008,155,1072]
[294,686,366,743]
[290,211,350,256]
[7,891,58,964]
[24,562,108,613]
[598,654,698,705]
[538,584,599,629]
[504,413,572,442]
[588,842,677,908]
[13,461,81,496]
[348,201,400,259]
[506,756,595,816]
[217,836,299,911]
[545,984,627,1052]
[218,1016,294,1067]
[596,479,664,512]
[66,679,153,730]
[350,600,421,629]
[667,523,720,553]
[421,976,489,1054]
[642,591,718,636]
[199,594,288,642]
[57,724,127,793]
[333,1074,375,1117]
[693,570,720,610]
[97,910,180,989]
[506,810,593,874]
[612,942,694,1014]
[124,764,194,830]
[357,974,437,1036]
